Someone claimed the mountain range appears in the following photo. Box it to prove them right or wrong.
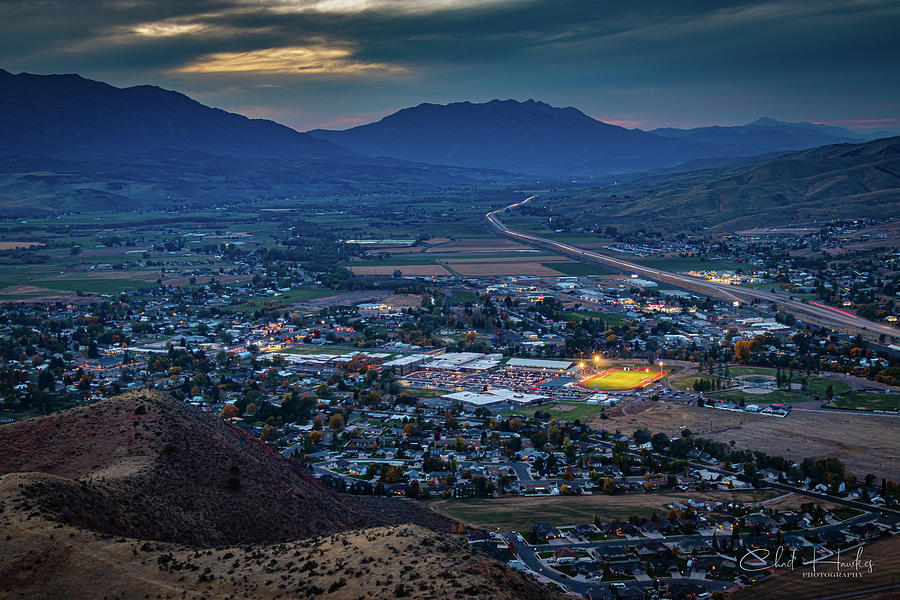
[309,101,877,175]
[0,68,897,221]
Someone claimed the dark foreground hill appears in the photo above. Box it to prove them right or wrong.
[0,390,564,599]
[557,136,900,232]
[0,389,446,545]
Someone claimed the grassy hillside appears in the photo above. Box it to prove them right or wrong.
[562,136,900,232]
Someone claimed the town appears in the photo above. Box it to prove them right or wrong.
[2,212,898,598]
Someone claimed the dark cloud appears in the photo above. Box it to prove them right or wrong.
[2,0,898,131]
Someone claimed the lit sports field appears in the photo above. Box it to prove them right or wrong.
[579,367,664,391]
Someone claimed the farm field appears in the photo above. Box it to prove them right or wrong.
[429,489,780,531]
[674,368,868,406]
[589,400,900,481]
[826,391,900,412]
[580,367,664,391]
[500,401,607,422]
[349,264,452,276]
[344,243,609,278]
[559,310,631,327]
[399,387,448,398]
[541,262,615,276]
[628,256,749,272]
[223,287,337,313]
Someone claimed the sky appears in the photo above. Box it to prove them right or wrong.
[2,0,899,133]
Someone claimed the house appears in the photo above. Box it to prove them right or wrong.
[668,581,707,600]
[673,538,710,554]
[745,513,779,532]
[687,449,714,462]
[635,540,669,556]
[691,556,735,574]
[710,515,738,533]
[641,519,671,535]
[533,522,562,543]
[604,521,638,536]
[694,468,720,481]
[645,556,680,576]
[847,523,880,541]
[553,547,579,563]
[570,524,596,540]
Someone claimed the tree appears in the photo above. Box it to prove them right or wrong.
[383,466,401,483]
[733,340,753,363]
[825,383,834,400]
[530,430,548,448]
[406,481,420,499]
[651,432,669,451]
[633,429,652,444]
[602,478,617,494]
[508,417,523,432]
[261,424,278,442]
[245,402,258,416]
[220,404,240,419]
[328,413,345,431]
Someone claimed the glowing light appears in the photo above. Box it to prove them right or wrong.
[132,22,205,37]
[176,45,407,75]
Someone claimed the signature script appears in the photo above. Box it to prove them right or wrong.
[740,545,873,574]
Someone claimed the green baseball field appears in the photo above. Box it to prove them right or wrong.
[578,367,665,391]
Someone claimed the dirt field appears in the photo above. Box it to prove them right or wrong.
[589,401,900,481]
[441,260,565,277]
[760,492,844,512]
[349,264,452,276]
[429,489,780,531]
[382,294,424,309]
[732,534,900,600]
[0,241,43,249]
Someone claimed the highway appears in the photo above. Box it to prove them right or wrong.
[486,197,899,343]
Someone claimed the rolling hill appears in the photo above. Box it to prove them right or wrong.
[557,136,900,232]
[0,390,564,599]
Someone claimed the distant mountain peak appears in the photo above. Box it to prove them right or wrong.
[746,117,785,126]
[308,98,722,175]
